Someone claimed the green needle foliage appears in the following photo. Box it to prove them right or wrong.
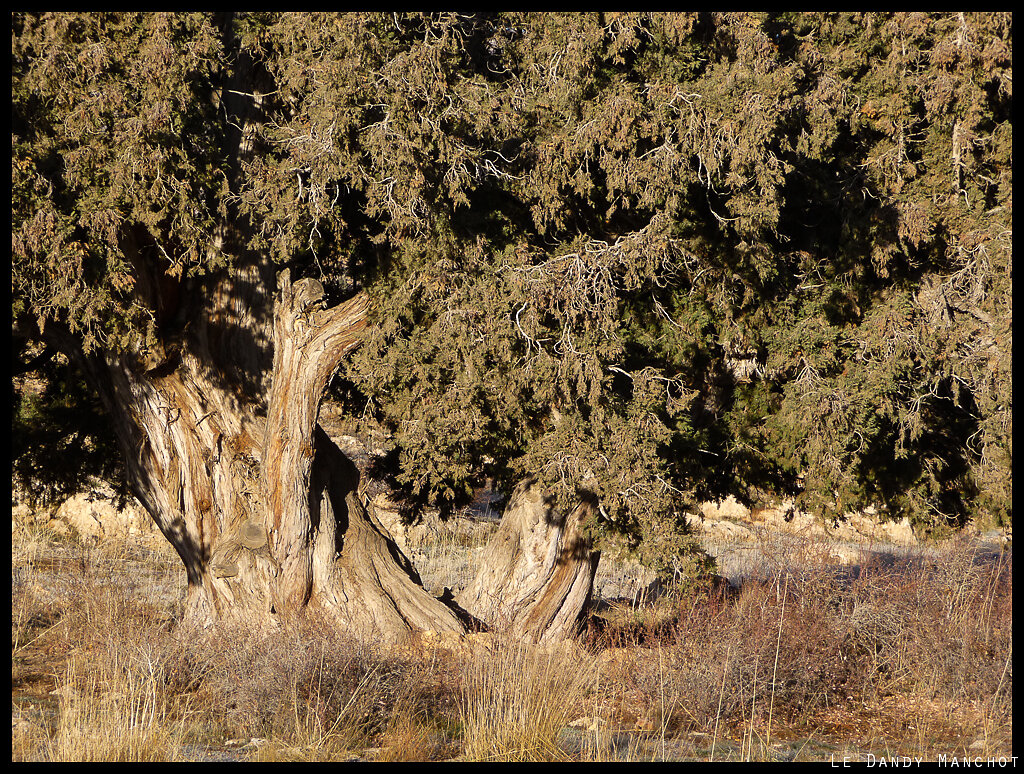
[12,13,1011,568]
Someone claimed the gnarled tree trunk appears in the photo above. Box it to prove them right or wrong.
[458,478,601,643]
[65,264,465,643]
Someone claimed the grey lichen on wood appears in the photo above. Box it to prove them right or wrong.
[212,560,239,578]
[240,519,267,549]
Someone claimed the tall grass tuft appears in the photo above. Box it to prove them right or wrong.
[459,637,593,761]
[45,649,191,761]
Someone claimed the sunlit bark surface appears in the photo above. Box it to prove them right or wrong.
[459,478,600,643]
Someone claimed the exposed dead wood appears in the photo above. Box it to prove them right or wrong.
[459,478,600,643]
[53,267,466,643]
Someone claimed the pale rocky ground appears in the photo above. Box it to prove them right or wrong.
[11,479,165,548]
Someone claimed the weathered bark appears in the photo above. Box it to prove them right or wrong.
[458,478,601,643]
[308,428,468,638]
[57,265,466,642]
[263,269,369,615]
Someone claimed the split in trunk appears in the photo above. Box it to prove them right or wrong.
[59,264,466,643]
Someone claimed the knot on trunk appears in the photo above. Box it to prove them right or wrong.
[291,276,325,314]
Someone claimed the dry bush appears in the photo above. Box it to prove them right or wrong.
[587,561,854,740]
[583,533,1013,756]
[375,701,450,762]
[693,574,849,731]
[372,646,461,761]
[843,539,1013,708]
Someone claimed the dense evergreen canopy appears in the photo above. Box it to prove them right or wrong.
[13,12,1012,568]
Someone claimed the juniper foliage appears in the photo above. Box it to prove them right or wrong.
[12,13,1012,562]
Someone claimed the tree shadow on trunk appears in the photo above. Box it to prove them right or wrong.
[311,426,482,636]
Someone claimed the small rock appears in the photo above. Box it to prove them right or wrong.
[568,716,607,732]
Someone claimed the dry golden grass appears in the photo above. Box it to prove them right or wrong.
[44,650,192,761]
[374,701,448,761]
[10,516,1012,762]
[458,637,594,761]
[11,708,49,761]
[242,659,382,761]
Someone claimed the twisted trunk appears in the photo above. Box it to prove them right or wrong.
[458,478,601,643]
[63,266,465,642]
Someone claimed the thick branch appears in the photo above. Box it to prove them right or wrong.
[263,271,370,614]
